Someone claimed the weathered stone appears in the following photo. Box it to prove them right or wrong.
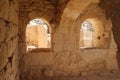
[0,19,6,43]
[0,43,8,70]
[0,0,120,80]
[5,23,18,42]
[44,69,54,77]
[0,0,19,80]
[88,63,105,71]
[0,0,9,19]
[8,4,19,24]
[7,37,18,57]
[53,33,64,53]
[81,71,88,76]
[28,10,44,19]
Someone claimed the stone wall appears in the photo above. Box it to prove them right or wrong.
[19,0,119,79]
[23,3,118,79]
[0,0,119,80]
[24,52,54,79]
[19,0,58,79]
[52,2,117,76]
[99,0,120,69]
[24,34,118,79]
[0,0,19,80]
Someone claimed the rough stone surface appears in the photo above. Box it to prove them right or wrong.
[0,0,19,80]
[0,0,120,80]
[99,0,120,70]
[18,0,120,79]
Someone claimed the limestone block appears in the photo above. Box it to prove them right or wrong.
[12,48,18,73]
[55,51,70,65]
[6,62,12,80]
[63,34,76,51]
[18,42,26,55]
[65,59,89,76]
[81,49,108,61]
[81,71,88,76]
[7,37,18,57]
[0,43,8,70]
[21,0,29,2]
[74,60,89,72]
[110,34,117,49]
[86,74,104,80]
[53,33,64,53]
[5,23,18,42]
[25,52,53,66]
[42,13,53,21]
[104,19,112,31]
[0,19,7,43]
[8,1,19,24]
[88,63,105,71]
[28,10,44,19]
[46,5,55,10]
[106,34,118,70]
[35,2,44,8]
[107,49,118,70]
[0,69,6,80]
[69,51,81,66]
[54,51,71,74]
[0,0,9,19]
[44,69,54,77]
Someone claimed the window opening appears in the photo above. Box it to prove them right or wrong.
[80,20,94,48]
[26,19,51,51]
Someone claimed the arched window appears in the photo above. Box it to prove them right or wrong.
[80,18,111,49]
[26,19,51,51]
[80,20,94,48]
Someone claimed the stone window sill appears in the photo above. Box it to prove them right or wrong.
[27,48,52,53]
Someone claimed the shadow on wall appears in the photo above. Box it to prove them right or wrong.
[99,0,120,70]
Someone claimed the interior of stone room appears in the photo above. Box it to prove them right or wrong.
[0,0,120,80]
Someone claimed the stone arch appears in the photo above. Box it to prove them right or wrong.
[18,10,54,79]
[58,0,100,32]
[19,11,53,55]
[53,0,100,53]
[74,3,112,49]
[53,2,118,76]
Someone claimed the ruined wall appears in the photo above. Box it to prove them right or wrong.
[19,0,57,55]
[24,35,118,79]
[24,52,54,79]
[21,2,119,80]
[52,2,118,76]
[0,0,19,80]
[99,0,120,69]
[19,0,119,79]
[19,0,58,79]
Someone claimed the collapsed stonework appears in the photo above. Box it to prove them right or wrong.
[0,0,120,80]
